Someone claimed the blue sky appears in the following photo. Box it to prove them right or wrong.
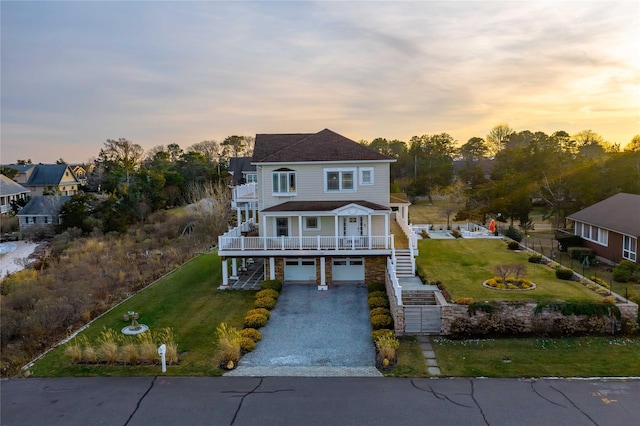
[1,1,639,163]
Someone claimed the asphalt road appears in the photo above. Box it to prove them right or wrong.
[2,377,638,426]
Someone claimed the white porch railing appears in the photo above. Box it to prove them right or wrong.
[232,183,258,208]
[219,233,393,252]
[395,214,417,273]
[387,257,403,306]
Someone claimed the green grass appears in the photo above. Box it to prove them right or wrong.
[381,337,429,377]
[432,336,640,377]
[29,253,256,377]
[416,239,603,302]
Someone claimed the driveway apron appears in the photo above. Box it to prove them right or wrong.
[228,283,378,376]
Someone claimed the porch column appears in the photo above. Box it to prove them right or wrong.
[385,214,390,249]
[318,256,327,291]
[241,258,247,271]
[298,214,303,249]
[236,208,241,226]
[221,258,229,287]
[334,215,339,249]
[230,258,239,280]
[244,203,249,223]
[269,257,276,280]
[368,214,372,249]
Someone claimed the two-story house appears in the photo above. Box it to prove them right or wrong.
[219,129,415,290]
[4,164,80,196]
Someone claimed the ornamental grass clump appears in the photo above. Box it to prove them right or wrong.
[375,334,400,368]
[215,323,242,369]
[97,328,120,364]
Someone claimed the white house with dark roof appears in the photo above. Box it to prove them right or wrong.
[0,174,31,214]
[566,192,640,264]
[219,129,418,290]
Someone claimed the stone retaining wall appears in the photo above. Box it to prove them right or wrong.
[440,300,638,335]
[384,270,405,336]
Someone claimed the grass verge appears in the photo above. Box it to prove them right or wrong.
[431,336,640,377]
[29,252,256,377]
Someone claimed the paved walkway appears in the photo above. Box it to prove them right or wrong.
[227,283,381,377]
[417,336,441,375]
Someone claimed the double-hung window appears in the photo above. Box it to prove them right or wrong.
[359,167,374,185]
[272,169,296,195]
[304,217,320,231]
[325,168,356,192]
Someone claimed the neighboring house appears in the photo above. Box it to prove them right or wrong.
[566,193,640,265]
[0,174,31,214]
[228,157,257,186]
[219,129,414,289]
[70,163,94,186]
[17,195,70,230]
[4,164,80,196]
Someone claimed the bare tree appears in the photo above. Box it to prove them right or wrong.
[184,181,233,244]
[486,123,514,157]
[494,263,526,282]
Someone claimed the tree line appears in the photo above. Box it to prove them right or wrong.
[361,124,640,229]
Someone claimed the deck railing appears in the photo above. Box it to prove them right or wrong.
[219,234,393,252]
[387,257,403,306]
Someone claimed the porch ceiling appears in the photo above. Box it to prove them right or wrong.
[261,200,389,213]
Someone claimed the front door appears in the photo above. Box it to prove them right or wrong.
[343,216,362,236]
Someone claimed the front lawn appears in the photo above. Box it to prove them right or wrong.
[416,239,603,302]
[29,253,256,377]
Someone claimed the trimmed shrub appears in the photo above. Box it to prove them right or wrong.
[246,308,270,320]
[450,317,473,339]
[240,328,262,342]
[613,260,636,283]
[254,296,277,310]
[556,234,583,251]
[528,255,542,263]
[371,314,394,330]
[256,289,279,300]
[371,329,394,341]
[555,268,574,280]
[590,276,610,289]
[454,297,474,305]
[468,301,496,316]
[368,291,387,299]
[568,247,595,262]
[367,282,386,293]
[370,307,391,318]
[243,313,268,329]
[260,279,283,292]
[368,296,390,309]
[240,337,256,354]
[507,241,520,250]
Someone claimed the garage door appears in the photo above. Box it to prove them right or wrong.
[284,258,316,281]
[332,258,365,282]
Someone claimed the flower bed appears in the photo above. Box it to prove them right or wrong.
[483,277,536,291]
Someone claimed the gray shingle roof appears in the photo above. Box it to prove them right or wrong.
[252,129,392,163]
[0,174,30,196]
[567,193,640,237]
[17,195,70,216]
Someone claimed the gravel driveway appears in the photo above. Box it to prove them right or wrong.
[237,283,376,368]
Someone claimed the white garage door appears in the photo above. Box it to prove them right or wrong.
[332,258,365,282]
[284,259,316,281]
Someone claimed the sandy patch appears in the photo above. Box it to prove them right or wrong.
[0,241,38,278]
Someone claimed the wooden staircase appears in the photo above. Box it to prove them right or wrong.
[394,249,414,278]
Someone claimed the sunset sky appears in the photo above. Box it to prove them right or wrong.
[2,1,639,164]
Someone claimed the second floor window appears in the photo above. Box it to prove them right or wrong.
[272,170,296,195]
[246,173,257,184]
[325,168,356,192]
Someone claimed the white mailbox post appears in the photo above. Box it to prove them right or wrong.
[157,344,166,373]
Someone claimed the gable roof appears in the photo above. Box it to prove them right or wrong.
[261,200,389,213]
[228,157,256,185]
[567,193,640,237]
[0,174,31,196]
[252,129,392,163]
[17,195,70,216]
[4,164,79,186]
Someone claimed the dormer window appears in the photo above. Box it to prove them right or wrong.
[272,169,296,195]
